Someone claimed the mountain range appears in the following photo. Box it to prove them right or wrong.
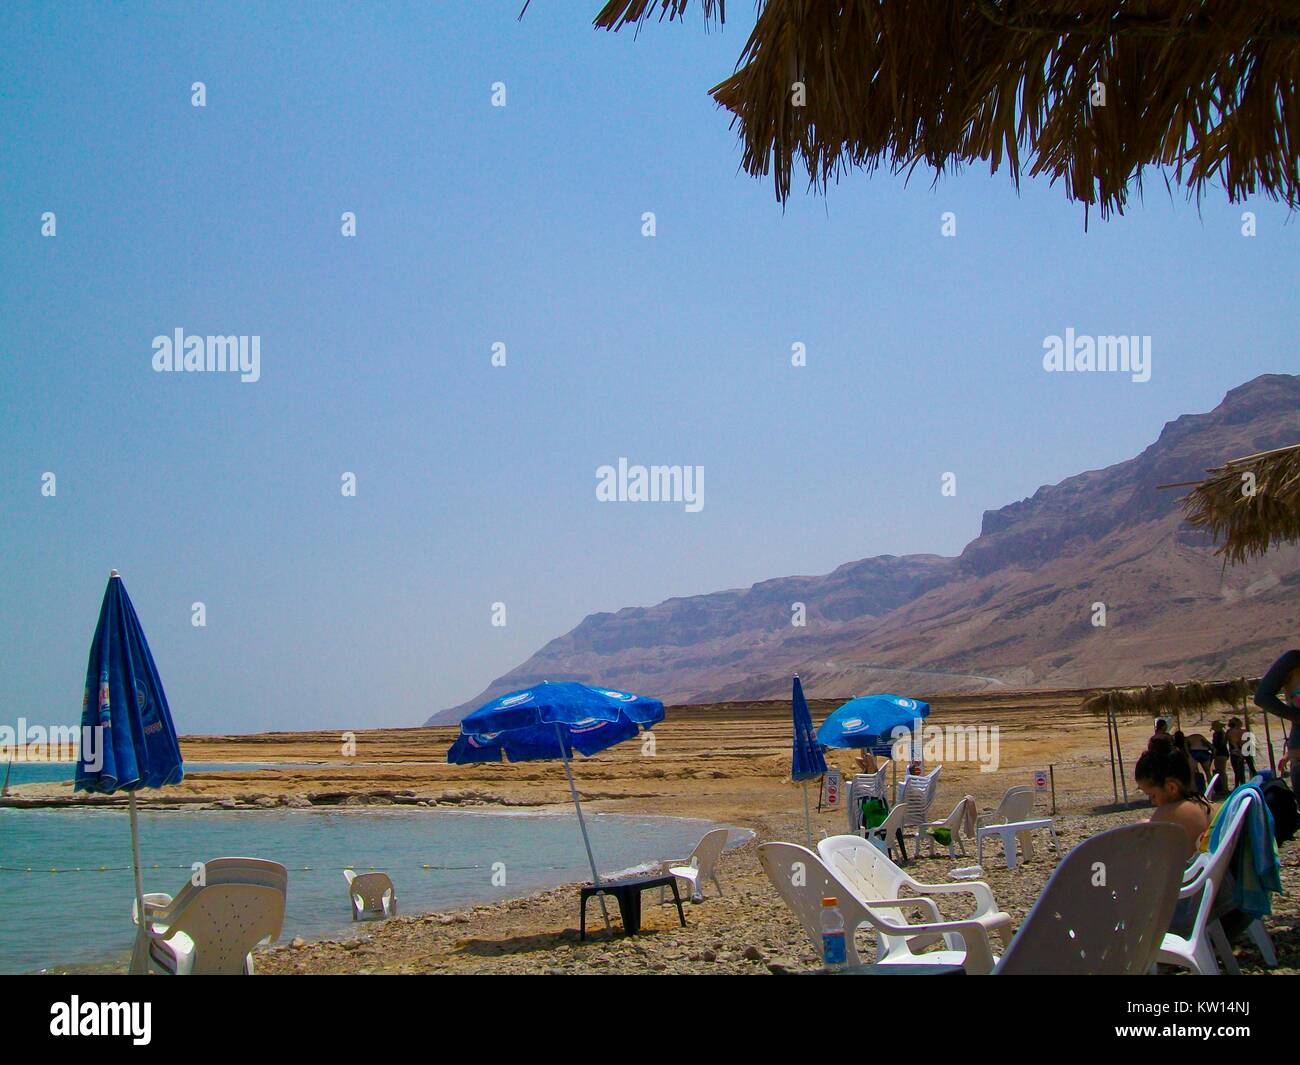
[427,374,1300,725]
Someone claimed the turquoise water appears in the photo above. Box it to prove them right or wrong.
[0,807,739,973]
[2,762,319,786]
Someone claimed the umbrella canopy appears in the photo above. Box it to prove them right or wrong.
[76,572,183,793]
[447,682,664,764]
[589,1,1300,219]
[818,694,931,754]
[790,675,826,782]
[446,681,664,934]
[74,570,183,975]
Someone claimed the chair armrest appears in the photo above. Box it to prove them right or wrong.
[859,897,943,923]
[863,914,998,974]
[907,879,999,915]
[133,893,175,926]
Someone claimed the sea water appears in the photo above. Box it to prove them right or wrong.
[0,805,741,973]
[1,761,318,787]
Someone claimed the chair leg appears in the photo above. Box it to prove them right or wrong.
[712,874,723,898]
[1248,920,1278,967]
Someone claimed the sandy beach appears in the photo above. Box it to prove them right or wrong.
[12,689,1294,975]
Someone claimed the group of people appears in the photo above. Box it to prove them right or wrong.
[1148,716,1255,801]
[1135,648,1300,860]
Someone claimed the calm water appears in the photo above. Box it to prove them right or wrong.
[0,806,741,973]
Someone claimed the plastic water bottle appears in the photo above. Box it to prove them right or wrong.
[820,896,847,968]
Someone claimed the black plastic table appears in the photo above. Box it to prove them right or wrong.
[579,874,686,939]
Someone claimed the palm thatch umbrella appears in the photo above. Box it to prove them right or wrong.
[1083,676,1274,800]
[1173,443,1300,564]
[585,1,1300,219]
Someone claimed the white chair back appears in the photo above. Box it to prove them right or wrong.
[994,823,1186,975]
[759,841,869,966]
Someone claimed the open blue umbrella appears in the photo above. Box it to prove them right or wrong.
[817,693,931,756]
[76,570,184,973]
[790,675,826,845]
[448,681,664,932]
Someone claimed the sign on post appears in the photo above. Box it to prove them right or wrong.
[1033,769,1049,793]
[824,768,841,808]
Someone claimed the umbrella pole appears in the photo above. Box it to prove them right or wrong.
[802,781,813,848]
[128,791,148,974]
[555,725,610,934]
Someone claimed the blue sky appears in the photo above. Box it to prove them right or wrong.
[1,1,1296,734]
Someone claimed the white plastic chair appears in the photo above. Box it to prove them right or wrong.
[914,796,974,858]
[1205,773,1221,800]
[818,833,1012,960]
[865,802,907,861]
[345,869,397,920]
[758,841,873,965]
[1155,791,1279,975]
[899,766,943,836]
[977,785,1035,829]
[131,857,288,975]
[145,883,285,975]
[662,827,728,903]
[994,822,1186,974]
[848,768,889,832]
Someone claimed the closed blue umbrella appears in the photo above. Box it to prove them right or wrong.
[448,681,664,932]
[790,676,826,845]
[76,571,184,973]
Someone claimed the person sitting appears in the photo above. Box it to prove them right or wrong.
[1135,737,1211,861]
[856,749,879,775]
[1150,716,1171,748]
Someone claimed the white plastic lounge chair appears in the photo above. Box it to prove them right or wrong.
[758,841,873,965]
[345,869,397,920]
[977,785,1035,829]
[1155,790,1279,975]
[848,768,889,832]
[145,883,285,975]
[993,822,1186,974]
[131,857,288,975]
[914,796,974,858]
[818,833,1012,960]
[659,827,728,903]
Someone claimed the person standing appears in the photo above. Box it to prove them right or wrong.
[1254,649,1300,789]
[1210,721,1230,799]
[1225,717,1248,788]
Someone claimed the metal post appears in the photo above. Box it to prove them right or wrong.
[555,724,610,934]
[128,791,148,974]
[1048,764,1057,815]
[802,780,813,847]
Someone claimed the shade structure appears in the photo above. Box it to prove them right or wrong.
[75,571,184,973]
[818,694,931,755]
[447,681,665,932]
[1177,443,1300,564]
[589,1,1300,219]
[789,675,827,847]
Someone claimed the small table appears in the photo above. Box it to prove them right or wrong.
[580,874,686,939]
[976,818,1059,870]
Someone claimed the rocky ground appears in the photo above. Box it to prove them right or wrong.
[15,691,1295,975]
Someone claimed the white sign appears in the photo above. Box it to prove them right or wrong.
[1033,769,1048,793]
[824,768,841,808]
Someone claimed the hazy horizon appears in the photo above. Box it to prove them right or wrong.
[2,2,1296,734]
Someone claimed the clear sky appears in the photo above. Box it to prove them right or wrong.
[2,2,1296,734]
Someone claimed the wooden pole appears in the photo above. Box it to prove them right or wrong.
[1110,694,1129,804]
[1104,694,1119,804]
[1049,764,1057,815]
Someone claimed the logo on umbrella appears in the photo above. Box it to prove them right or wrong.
[569,718,608,734]
[842,717,866,732]
[500,692,532,707]
[600,689,636,702]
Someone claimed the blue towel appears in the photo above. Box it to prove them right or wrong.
[1209,781,1283,920]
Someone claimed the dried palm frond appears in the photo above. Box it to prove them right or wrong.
[1180,443,1300,563]
[589,1,1300,218]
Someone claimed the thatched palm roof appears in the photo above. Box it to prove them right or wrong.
[589,1,1300,218]
[1081,678,1257,725]
[1177,443,1300,563]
